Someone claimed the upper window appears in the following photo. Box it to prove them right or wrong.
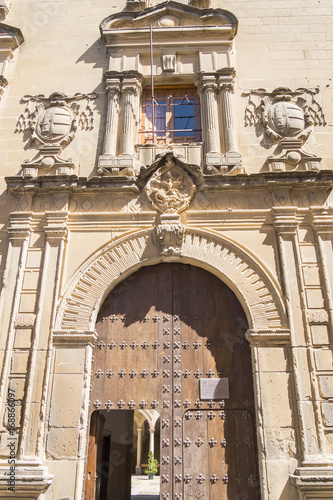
[140,87,201,145]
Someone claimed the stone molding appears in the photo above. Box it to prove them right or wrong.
[0,461,52,495]
[52,330,97,347]
[55,227,286,332]
[311,208,333,234]
[291,467,333,497]
[7,212,32,241]
[246,329,291,346]
[272,207,298,234]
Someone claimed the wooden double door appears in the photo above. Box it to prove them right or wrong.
[86,264,260,500]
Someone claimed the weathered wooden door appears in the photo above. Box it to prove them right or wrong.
[87,264,260,499]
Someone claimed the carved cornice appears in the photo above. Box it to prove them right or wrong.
[52,330,97,348]
[6,168,333,196]
[246,329,291,347]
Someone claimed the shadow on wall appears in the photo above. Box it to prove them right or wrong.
[76,39,109,173]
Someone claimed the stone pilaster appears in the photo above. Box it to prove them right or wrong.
[217,70,242,170]
[198,73,223,172]
[0,213,31,423]
[19,212,68,459]
[51,330,97,500]
[119,72,142,158]
[273,208,325,462]
[97,73,121,171]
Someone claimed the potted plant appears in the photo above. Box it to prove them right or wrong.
[144,451,158,480]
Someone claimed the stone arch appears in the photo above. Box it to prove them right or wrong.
[55,227,287,331]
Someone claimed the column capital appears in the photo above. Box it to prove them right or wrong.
[7,212,32,241]
[272,207,298,234]
[216,68,236,91]
[122,75,142,95]
[311,208,333,234]
[44,211,68,242]
[197,72,218,93]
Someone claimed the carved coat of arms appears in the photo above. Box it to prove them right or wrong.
[16,91,97,175]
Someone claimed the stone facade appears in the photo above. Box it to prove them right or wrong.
[0,0,332,499]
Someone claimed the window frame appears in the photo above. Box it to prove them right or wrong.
[140,86,202,145]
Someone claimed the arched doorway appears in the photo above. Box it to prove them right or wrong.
[85,263,260,499]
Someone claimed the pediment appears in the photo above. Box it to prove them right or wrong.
[100,1,237,39]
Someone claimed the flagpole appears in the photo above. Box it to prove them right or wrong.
[150,24,155,144]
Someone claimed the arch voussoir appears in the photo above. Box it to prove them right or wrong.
[56,228,286,331]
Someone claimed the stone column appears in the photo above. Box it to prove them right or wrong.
[217,70,242,171]
[98,73,121,172]
[149,428,155,456]
[118,72,142,171]
[198,73,223,172]
[135,426,143,474]
[273,208,324,461]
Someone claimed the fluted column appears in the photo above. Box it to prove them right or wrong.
[120,73,142,157]
[98,73,121,172]
[103,75,121,157]
[217,70,242,169]
[198,74,220,152]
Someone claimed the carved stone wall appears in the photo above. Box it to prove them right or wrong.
[0,0,332,499]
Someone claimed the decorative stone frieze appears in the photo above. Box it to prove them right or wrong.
[243,87,325,171]
[16,92,97,176]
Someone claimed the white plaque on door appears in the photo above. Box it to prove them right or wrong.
[199,378,229,400]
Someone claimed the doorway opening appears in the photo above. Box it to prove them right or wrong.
[86,409,161,500]
[85,263,260,500]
